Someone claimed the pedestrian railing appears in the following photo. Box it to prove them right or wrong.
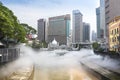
[0,48,20,63]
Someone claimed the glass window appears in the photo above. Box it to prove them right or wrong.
[112,38,114,42]
[115,29,116,34]
[117,28,119,33]
[115,37,116,42]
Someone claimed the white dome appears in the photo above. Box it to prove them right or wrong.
[0,42,3,45]
[52,38,57,45]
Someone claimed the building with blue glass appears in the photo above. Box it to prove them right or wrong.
[96,7,101,39]
[47,14,70,45]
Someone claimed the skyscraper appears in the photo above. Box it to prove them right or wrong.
[92,31,97,42]
[83,22,90,42]
[37,19,46,42]
[100,0,105,38]
[96,0,106,40]
[72,10,83,43]
[47,14,70,45]
[105,0,120,36]
[96,7,101,38]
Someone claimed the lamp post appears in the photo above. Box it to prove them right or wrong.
[117,36,120,52]
[5,35,9,48]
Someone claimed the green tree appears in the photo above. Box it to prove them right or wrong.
[20,23,36,34]
[92,42,100,50]
[0,3,26,46]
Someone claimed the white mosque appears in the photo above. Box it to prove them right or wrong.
[48,38,59,50]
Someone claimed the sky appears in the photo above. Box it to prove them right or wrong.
[1,0,99,33]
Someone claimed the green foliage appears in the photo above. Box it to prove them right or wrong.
[92,42,100,50]
[0,3,26,44]
[40,41,48,48]
[32,40,41,49]
[31,40,48,49]
[98,48,104,52]
[0,2,37,47]
[20,23,36,34]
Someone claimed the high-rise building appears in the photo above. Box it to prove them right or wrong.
[92,31,97,42]
[37,19,46,42]
[47,14,70,45]
[72,10,83,43]
[83,22,90,42]
[100,0,105,38]
[96,7,101,38]
[105,0,120,36]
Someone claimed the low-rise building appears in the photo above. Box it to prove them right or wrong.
[109,16,120,51]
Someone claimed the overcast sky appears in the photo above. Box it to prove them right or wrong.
[1,0,99,32]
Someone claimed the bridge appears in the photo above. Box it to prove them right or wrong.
[72,42,93,50]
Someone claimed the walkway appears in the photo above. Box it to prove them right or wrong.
[0,65,33,80]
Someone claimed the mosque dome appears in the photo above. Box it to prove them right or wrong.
[52,38,57,45]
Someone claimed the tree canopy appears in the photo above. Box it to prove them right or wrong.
[0,3,26,43]
[0,2,38,47]
[20,23,36,34]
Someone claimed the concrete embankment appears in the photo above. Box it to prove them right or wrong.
[0,65,34,80]
[80,60,120,80]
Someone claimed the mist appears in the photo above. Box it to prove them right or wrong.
[0,45,119,80]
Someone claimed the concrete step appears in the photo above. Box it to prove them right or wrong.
[80,60,120,80]
[0,65,34,80]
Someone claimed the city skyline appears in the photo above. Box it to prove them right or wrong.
[1,0,99,33]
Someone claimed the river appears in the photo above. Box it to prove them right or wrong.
[0,46,120,80]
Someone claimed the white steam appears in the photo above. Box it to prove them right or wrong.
[0,45,119,79]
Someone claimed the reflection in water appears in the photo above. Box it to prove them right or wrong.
[32,48,98,80]
[33,66,97,80]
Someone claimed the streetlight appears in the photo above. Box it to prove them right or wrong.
[117,36,120,53]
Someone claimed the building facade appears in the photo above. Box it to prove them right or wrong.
[37,19,46,42]
[83,22,90,42]
[105,0,120,25]
[72,10,83,43]
[104,0,120,50]
[47,14,70,45]
[109,16,120,51]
